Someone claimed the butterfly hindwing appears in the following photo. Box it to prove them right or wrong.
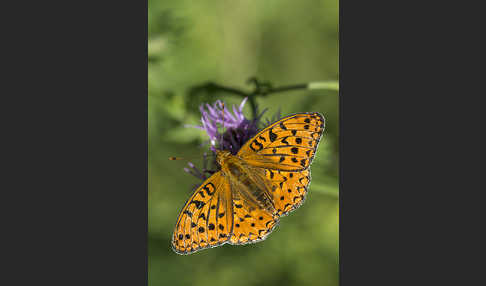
[229,195,279,245]
[172,172,233,255]
[237,112,325,171]
[265,168,311,217]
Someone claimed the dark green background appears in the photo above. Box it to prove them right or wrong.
[149,1,338,285]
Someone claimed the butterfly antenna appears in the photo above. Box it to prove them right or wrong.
[168,156,184,161]
[168,156,199,161]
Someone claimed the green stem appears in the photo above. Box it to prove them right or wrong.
[189,78,339,120]
[248,95,258,120]
[308,81,339,91]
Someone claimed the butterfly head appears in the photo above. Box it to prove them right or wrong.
[215,150,232,167]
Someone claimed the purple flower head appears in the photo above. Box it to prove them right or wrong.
[183,97,266,182]
[193,97,265,155]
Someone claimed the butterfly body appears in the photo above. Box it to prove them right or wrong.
[217,150,276,215]
[172,112,325,255]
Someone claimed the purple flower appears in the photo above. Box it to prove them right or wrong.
[191,97,266,154]
[183,97,266,182]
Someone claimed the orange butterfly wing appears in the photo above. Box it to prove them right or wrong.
[172,172,234,255]
[229,197,279,245]
[229,112,325,244]
[227,171,279,245]
[237,112,324,216]
[227,168,312,246]
[265,169,311,217]
[237,112,325,171]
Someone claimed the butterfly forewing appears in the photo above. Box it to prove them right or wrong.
[237,113,325,171]
[172,172,233,255]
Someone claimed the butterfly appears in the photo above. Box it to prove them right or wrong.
[172,112,325,254]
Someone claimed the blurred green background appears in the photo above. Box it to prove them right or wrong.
[149,1,339,285]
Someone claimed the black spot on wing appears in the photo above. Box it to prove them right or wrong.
[183,210,192,217]
[300,159,306,167]
[191,200,206,209]
[269,128,277,142]
[203,183,216,196]
[250,140,263,152]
